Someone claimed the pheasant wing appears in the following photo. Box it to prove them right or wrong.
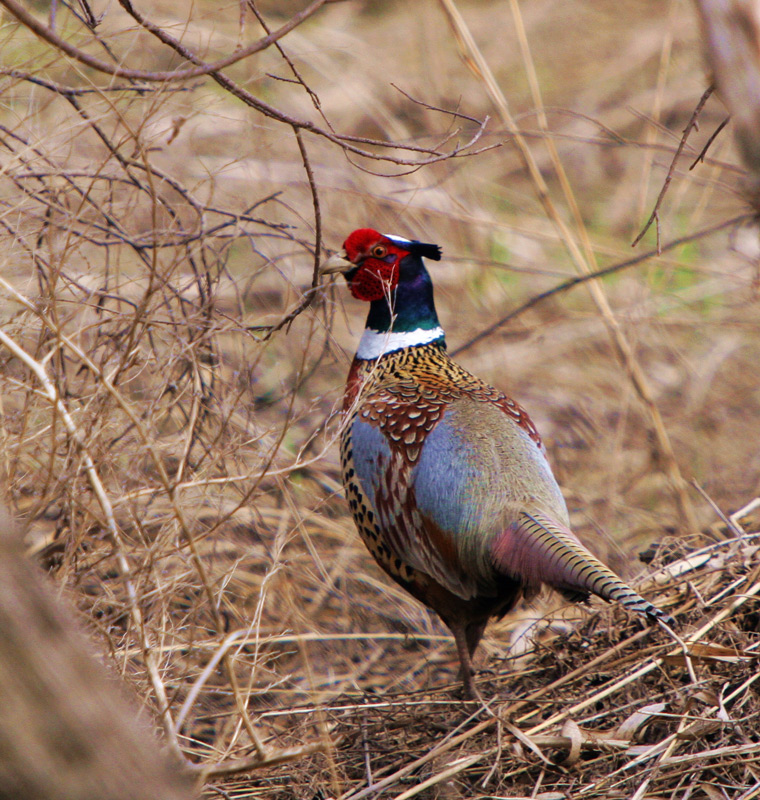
[407,397,569,599]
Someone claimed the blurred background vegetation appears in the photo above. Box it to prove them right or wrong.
[0,0,758,795]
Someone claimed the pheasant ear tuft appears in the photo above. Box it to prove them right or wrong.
[409,241,442,261]
[382,233,442,261]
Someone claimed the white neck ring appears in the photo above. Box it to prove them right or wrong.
[356,326,445,359]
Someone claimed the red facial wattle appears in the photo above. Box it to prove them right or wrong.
[342,228,408,302]
[346,258,400,301]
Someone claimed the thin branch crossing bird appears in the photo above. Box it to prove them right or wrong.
[322,228,673,698]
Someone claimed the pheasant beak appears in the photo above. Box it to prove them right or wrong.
[319,249,355,275]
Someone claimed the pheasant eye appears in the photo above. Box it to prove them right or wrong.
[371,244,387,258]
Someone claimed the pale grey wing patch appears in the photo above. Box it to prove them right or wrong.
[350,417,475,600]
[411,408,507,597]
[415,401,569,525]
[349,418,390,513]
[412,415,488,536]
[412,400,573,595]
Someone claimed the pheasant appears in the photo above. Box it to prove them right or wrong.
[322,228,672,698]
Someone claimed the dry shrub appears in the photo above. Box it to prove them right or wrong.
[0,0,758,797]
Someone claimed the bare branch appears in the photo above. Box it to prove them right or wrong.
[632,86,714,248]
[452,212,753,357]
[0,0,330,82]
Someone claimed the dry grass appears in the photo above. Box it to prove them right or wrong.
[0,0,759,797]
[215,505,760,799]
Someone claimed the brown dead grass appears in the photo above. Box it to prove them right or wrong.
[199,504,760,799]
[1,0,759,797]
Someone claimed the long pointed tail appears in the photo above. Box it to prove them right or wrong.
[492,510,674,625]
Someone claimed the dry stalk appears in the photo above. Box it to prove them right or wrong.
[438,0,698,530]
[197,741,328,781]
[339,712,496,800]
[523,575,760,738]
[0,325,181,757]
[392,753,486,800]
[0,274,269,760]
[634,0,678,230]
[452,211,753,357]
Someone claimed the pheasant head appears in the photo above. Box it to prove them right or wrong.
[322,229,445,358]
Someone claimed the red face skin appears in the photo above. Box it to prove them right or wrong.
[342,229,410,302]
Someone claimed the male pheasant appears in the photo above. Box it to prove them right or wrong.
[322,228,672,698]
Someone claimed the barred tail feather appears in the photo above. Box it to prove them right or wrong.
[491,510,673,625]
